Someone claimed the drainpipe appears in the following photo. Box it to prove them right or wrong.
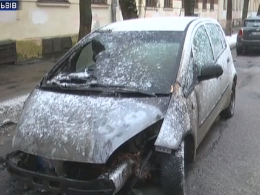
[111,0,117,22]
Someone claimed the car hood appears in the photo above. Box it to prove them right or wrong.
[12,89,170,164]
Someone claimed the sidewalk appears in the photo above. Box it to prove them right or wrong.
[0,60,55,153]
[231,26,242,35]
[0,60,55,102]
[225,26,240,50]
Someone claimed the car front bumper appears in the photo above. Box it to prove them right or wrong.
[6,151,116,195]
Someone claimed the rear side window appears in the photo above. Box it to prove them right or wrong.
[244,20,260,27]
[215,24,227,49]
[205,23,224,58]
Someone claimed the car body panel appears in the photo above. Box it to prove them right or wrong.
[154,85,198,150]
[12,89,170,164]
[155,18,237,151]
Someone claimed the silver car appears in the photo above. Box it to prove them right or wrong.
[6,17,237,195]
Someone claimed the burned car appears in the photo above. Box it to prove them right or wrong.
[6,17,237,195]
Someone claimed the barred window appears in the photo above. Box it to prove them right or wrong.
[183,0,198,9]
[91,0,107,4]
[38,0,69,3]
[146,0,157,7]
[203,0,207,9]
[164,0,172,8]
[194,0,198,9]
[210,0,214,10]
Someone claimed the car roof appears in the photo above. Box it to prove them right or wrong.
[245,16,260,21]
[100,17,205,32]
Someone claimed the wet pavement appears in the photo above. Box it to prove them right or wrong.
[0,60,55,102]
[186,50,260,195]
[1,50,260,194]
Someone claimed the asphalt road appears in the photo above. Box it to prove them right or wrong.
[186,49,260,195]
[1,49,260,195]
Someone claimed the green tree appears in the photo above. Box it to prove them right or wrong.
[242,0,250,21]
[78,0,92,42]
[184,0,195,16]
[119,0,138,20]
[225,0,232,35]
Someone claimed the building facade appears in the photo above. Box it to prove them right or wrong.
[1,0,260,42]
[0,0,260,62]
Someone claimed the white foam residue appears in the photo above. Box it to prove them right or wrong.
[0,94,29,108]
[226,33,237,49]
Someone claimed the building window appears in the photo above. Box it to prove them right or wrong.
[203,0,207,10]
[182,0,198,10]
[91,0,107,4]
[37,0,69,2]
[210,0,214,10]
[194,0,198,9]
[164,0,172,8]
[223,0,227,10]
[146,0,157,7]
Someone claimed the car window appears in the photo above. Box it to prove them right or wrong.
[244,20,260,27]
[215,24,227,49]
[48,31,184,94]
[205,23,224,58]
[192,25,214,75]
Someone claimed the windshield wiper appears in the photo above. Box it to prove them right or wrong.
[89,83,157,97]
[45,76,157,97]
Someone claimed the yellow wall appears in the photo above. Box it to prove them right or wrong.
[0,0,112,41]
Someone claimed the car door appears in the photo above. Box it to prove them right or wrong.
[191,24,221,144]
[205,23,230,111]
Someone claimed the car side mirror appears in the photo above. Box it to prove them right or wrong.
[197,64,223,82]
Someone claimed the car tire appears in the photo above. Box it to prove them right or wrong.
[221,84,236,119]
[160,142,186,195]
[236,47,243,56]
[131,186,162,195]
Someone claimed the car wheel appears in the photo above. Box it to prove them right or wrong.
[221,84,236,119]
[160,142,186,195]
[236,46,243,56]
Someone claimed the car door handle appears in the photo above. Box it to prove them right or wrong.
[227,57,230,63]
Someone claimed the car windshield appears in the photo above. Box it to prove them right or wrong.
[244,20,260,27]
[45,31,184,94]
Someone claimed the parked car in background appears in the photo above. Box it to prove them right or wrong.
[237,16,260,55]
[5,17,237,195]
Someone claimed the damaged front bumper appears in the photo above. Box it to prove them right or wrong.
[6,151,135,195]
